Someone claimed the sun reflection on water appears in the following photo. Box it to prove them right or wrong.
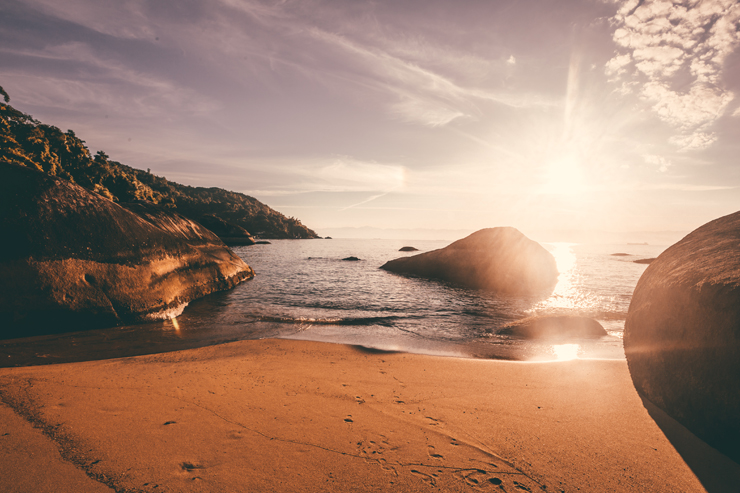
[552,343,579,361]
[533,243,598,314]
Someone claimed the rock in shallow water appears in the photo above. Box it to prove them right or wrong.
[625,211,740,463]
[0,164,254,335]
[498,316,606,340]
[380,228,558,296]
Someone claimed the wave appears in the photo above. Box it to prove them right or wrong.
[529,307,629,321]
[252,314,407,327]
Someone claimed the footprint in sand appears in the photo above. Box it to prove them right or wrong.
[180,462,205,472]
[410,469,437,486]
[427,445,444,459]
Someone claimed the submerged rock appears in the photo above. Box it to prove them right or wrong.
[399,246,419,252]
[611,253,631,256]
[498,316,607,340]
[342,256,361,261]
[0,164,254,335]
[625,211,740,462]
[380,228,558,296]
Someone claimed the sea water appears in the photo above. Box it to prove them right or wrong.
[0,238,666,367]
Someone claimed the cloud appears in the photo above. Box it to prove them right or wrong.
[0,41,217,118]
[644,154,672,172]
[606,0,740,151]
[305,27,543,127]
[290,156,407,193]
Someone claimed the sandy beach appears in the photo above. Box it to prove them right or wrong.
[0,338,737,492]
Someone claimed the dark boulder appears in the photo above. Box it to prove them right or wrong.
[625,211,740,462]
[342,256,361,261]
[254,240,272,245]
[0,164,254,335]
[380,228,558,296]
[399,246,419,252]
[498,315,607,340]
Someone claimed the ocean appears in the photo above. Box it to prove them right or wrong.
[0,238,665,367]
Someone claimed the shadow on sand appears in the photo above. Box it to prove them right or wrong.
[639,394,740,492]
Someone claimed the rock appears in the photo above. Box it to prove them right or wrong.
[325,236,333,239]
[625,211,740,462]
[498,316,607,340]
[611,253,631,256]
[380,228,558,296]
[399,246,419,252]
[633,258,655,264]
[342,256,361,261]
[197,214,256,246]
[254,240,271,245]
[0,164,254,335]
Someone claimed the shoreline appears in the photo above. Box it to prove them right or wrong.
[0,338,734,492]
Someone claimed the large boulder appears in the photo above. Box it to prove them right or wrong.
[625,211,740,462]
[0,164,254,334]
[380,228,558,296]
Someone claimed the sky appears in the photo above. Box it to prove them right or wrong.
[1,0,739,241]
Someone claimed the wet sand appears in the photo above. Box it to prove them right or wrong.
[0,338,731,492]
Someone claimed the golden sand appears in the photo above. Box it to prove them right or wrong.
[0,339,729,492]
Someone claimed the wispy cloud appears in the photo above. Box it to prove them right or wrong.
[606,0,740,151]
[644,153,672,172]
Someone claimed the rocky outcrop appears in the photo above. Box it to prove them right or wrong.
[498,316,606,340]
[197,214,255,246]
[0,164,254,334]
[625,211,740,462]
[380,228,558,296]
[399,246,419,252]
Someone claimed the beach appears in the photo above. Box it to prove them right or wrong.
[1,338,732,492]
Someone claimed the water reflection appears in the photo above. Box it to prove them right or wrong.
[552,343,580,361]
[533,243,598,314]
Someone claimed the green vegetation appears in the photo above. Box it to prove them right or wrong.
[0,86,318,239]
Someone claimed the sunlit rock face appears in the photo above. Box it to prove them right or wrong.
[380,228,558,296]
[0,164,254,335]
[625,211,740,463]
[498,315,606,340]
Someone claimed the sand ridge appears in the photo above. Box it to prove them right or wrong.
[0,338,715,492]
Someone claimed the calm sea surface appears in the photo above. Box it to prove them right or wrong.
[0,238,666,367]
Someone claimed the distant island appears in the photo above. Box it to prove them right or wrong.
[0,86,318,240]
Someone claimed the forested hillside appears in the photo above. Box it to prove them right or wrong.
[0,86,318,240]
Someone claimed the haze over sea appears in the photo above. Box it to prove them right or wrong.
[0,238,665,367]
